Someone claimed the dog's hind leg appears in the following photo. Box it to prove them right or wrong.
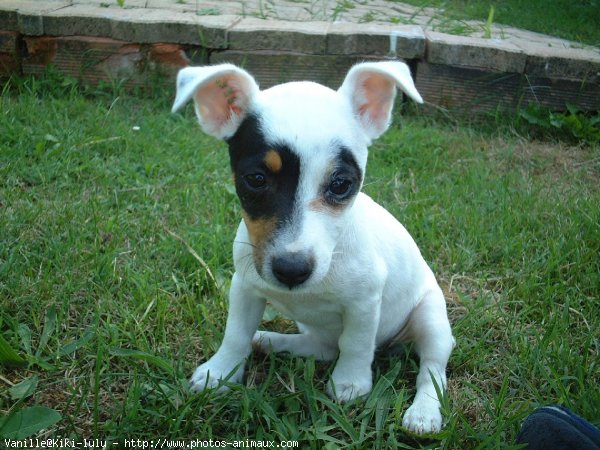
[401,287,454,434]
[253,330,338,361]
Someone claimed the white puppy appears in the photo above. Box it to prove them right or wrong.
[173,61,454,434]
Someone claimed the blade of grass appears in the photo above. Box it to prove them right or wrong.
[35,305,57,358]
[0,334,27,367]
[9,376,38,401]
[109,347,175,375]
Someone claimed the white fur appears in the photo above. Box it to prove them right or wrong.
[174,62,454,434]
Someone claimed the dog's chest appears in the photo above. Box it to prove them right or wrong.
[259,288,344,327]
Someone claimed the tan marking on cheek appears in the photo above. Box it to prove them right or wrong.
[242,212,277,268]
[264,149,283,173]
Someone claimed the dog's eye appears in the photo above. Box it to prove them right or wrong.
[244,173,267,190]
[328,178,352,197]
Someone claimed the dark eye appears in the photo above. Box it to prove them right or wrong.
[244,173,267,190]
[328,177,352,197]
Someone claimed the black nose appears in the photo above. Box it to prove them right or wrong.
[272,252,314,289]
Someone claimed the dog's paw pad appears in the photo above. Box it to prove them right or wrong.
[402,402,442,434]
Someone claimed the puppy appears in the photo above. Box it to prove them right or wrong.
[172,61,454,434]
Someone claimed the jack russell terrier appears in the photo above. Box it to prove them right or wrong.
[172,61,454,434]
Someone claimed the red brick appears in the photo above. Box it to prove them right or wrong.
[22,35,143,86]
[24,36,58,66]
[0,54,19,76]
[0,31,19,53]
[149,43,189,72]
[210,51,381,90]
[0,31,20,77]
[415,61,600,112]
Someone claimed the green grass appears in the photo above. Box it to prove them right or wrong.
[393,0,600,46]
[1,73,599,448]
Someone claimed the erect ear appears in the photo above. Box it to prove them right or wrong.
[338,61,423,140]
[172,64,260,140]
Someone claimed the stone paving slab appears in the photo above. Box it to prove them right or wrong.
[110,9,236,47]
[43,5,114,37]
[327,23,424,58]
[426,31,527,74]
[0,0,71,35]
[523,45,600,81]
[228,18,329,54]
[19,4,237,47]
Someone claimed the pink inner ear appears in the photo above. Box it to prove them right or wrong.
[357,75,395,129]
[195,74,244,131]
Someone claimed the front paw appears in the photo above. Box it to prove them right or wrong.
[402,400,442,434]
[327,373,372,402]
[189,360,243,393]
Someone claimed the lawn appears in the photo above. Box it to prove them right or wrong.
[394,0,600,46]
[1,73,599,448]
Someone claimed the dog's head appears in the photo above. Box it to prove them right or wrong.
[173,61,422,291]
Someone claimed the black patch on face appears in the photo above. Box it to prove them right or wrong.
[322,146,362,207]
[226,114,300,223]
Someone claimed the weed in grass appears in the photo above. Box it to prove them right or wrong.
[483,5,495,39]
[359,10,378,23]
[196,7,221,16]
[518,103,600,144]
[1,71,598,446]
[331,0,356,21]
[254,0,276,20]
[434,19,478,37]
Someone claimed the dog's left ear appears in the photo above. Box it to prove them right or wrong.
[338,61,423,140]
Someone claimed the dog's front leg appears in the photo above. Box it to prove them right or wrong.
[190,273,265,392]
[401,288,454,434]
[326,296,381,402]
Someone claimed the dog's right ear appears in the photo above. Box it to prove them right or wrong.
[338,61,422,141]
[172,64,260,140]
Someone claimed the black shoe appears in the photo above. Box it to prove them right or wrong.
[516,405,600,450]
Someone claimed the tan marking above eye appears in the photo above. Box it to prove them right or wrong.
[264,149,283,173]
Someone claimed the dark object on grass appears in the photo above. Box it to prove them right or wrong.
[516,405,600,450]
